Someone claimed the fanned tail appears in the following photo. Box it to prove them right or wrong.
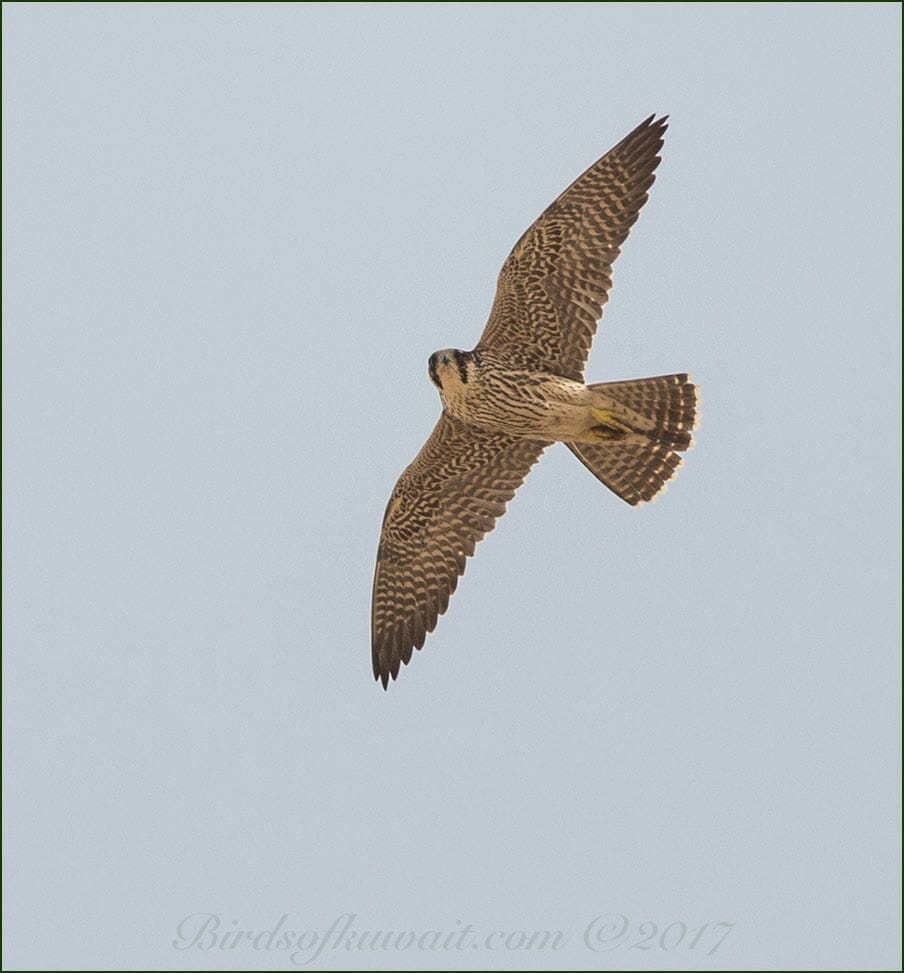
[568,373,697,505]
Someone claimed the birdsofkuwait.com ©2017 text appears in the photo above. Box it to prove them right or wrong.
[171,911,735,963]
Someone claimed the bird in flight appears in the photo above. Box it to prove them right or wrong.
[371,114,697,688]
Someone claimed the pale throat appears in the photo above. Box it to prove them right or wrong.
[437,362,472,418]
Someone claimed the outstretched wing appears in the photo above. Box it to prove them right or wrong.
[372,414,548,688]
[477,114,667,381]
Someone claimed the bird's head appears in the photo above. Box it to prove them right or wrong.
[428,349,474,391]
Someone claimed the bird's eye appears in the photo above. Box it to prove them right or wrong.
[428,355,441,388]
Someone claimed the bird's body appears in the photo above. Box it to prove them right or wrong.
[429,347,686,446]
[430,349,592,441]
[371,115,698,688]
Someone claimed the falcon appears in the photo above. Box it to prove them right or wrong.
[371,114,697,688]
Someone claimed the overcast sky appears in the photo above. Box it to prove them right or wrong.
[3,3,901,970]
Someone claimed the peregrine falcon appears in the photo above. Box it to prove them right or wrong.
[371,114,697,688]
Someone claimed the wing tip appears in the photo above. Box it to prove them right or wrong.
[371,607,436,691]
[372,645,400,690]
[634,112,668,130]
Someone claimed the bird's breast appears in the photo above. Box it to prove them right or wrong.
[439,366,584,439]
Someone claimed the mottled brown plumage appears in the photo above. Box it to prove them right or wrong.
[372,115,697,688]
[478,115,667,380]
[372,419,548,685]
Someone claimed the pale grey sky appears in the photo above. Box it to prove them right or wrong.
[3,3,901,970]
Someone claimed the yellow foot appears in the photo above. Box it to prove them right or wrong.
[590,408,633,435]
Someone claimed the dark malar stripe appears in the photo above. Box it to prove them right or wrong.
[452,350,470,385]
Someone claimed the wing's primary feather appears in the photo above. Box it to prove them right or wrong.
[372,415,548,687]
[477,114,667,380]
